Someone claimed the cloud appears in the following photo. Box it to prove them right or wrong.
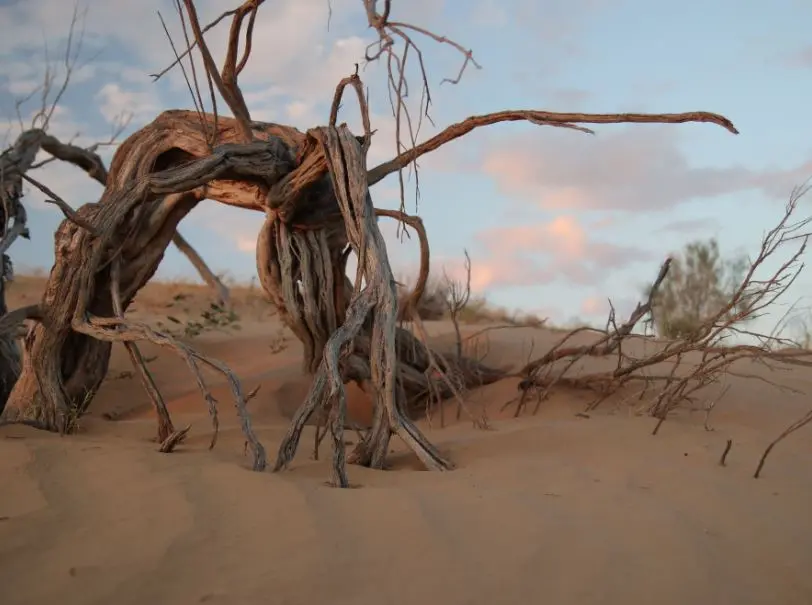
[478,215,638,261]
[479,125,810,212]
[656,217,721,234]
[457,215,655,290]
[785,45,812,68]
[394,212,662,297]
[580,296,605,316]
[22,153,105,211]
[95,83,157,124]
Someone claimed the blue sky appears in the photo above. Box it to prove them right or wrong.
[1,0,811,331]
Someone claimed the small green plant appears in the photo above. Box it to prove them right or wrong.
[268,328,289,354]
[63,388,94,433]
[158,302,241,339]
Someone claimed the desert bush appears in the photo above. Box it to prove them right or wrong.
[398,276,448,320]
[397,270,546,326]
[4,0,775,484]
[649,238,753,339]
[157,301,241,340]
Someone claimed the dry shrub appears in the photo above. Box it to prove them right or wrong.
[397,276,447,320]
[397,273,546,326]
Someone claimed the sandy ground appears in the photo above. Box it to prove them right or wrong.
[2,277,812,605]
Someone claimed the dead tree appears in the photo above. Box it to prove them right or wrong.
[0,0,741,484]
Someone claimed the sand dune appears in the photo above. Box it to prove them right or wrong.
[2,280,812,605]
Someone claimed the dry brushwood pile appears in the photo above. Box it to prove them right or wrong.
[0,0,809,485]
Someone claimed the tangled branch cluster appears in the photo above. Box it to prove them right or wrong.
[505,185,812,475]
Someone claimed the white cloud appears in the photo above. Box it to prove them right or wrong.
[95,83,157,124]
[478,125,811,213]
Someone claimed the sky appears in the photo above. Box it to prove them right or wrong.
[1,0,811,331]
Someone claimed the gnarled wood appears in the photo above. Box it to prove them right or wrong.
[29,127,233,309]
[0,130,45,412]
[0,124,234,413]
[0,55,740,481]
[1,109,503,473]
[0,112,297,455]
[272,126,453,483]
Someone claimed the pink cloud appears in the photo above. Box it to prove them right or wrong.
[479,126,809,212]
[477,215,587,258]
[439,256,532,292]
[656,217,721,234]
[477,214,645,264]
[580,295,605,316]
[461,215,655,290]
[786,46,812,68]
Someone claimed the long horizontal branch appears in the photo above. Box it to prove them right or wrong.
[367,110,738,186]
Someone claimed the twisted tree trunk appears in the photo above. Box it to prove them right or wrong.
[0,111,290,428]
[0,271,20,412]
[0,125,234,415]
[0,111,501,476]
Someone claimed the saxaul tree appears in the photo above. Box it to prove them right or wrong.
[0,0,745,486]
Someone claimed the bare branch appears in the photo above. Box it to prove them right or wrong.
[368,109,738,186]
[20,173,98,234]
[180,0,257,142]
[501,184,812,466]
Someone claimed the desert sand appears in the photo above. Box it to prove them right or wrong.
[2,277,812,605]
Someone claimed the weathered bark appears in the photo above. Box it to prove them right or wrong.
[0,86,737,481]
[0,111,297,437]
[0,274,21,414]
[0,131,43,412]
[37,128,234,308]
[269,126,506,482]
[0,126,233,414]
[1,111,500,476]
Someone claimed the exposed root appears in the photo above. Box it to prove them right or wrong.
[76,309,267,468]
[159,424,192,453]
[273,124,454,483]
[110,259,175,443]
[754,407,812,478]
